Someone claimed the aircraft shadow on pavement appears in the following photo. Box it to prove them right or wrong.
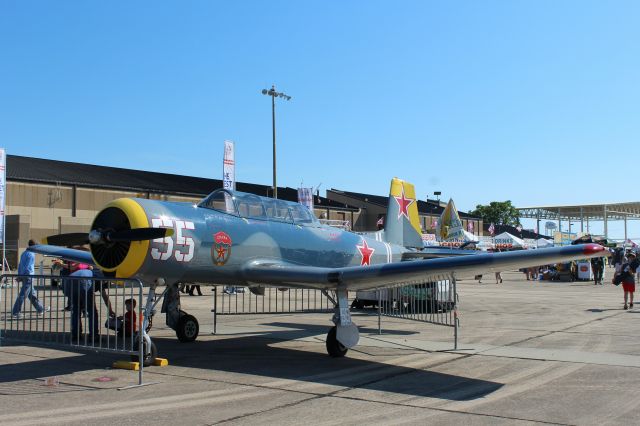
[0,323,502,400]
[150,322,502,401]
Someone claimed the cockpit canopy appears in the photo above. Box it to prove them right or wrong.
[198,189,319,225]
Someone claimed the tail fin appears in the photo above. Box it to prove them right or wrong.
[383,178,423,248]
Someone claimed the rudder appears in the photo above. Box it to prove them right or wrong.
[383,178,423,248]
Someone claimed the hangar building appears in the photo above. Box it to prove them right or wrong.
[5,155,482,268]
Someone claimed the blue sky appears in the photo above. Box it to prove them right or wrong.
[2,1,639,239]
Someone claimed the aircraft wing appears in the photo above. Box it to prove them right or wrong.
[28,244,96,266]
[242,244,608,291]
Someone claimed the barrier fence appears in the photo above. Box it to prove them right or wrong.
[212,274,460,348]
[0,274,146,386]
[212,286,335,334]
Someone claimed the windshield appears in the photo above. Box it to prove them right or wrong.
[198,190,237,215]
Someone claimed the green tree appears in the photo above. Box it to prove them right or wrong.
[471,201,520,226]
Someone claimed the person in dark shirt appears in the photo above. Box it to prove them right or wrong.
[590,257,605,285]
[616,252,640,310]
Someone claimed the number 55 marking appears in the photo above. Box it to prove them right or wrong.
[150,218,195,262]
[174,220,195,262]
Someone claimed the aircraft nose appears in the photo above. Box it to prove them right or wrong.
[90,198,150,277]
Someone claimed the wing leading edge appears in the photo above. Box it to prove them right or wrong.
[242,244,608,291]
[28,245,96,266]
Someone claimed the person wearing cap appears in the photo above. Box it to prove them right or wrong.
[12,239,48,317]
[617,251,640,310]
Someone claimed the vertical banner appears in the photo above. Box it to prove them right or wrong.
[222,140,235,191]
[297,187,314,212]
[0,148,5,243]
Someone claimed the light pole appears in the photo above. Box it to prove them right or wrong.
[261,85,291,199]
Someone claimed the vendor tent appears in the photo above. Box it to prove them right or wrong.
[494,232,526,249]
[536,238,554,248]
[462,230,479,242]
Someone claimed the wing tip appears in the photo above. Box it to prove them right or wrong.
[583,243,608,257]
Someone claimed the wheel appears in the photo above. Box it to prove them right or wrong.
[176,314,199,343]
[326,326,348,358]
[130,336,157,367]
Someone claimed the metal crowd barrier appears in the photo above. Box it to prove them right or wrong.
[0,274,146,386]
[211,286,334,334]
[375,273,460,349]
[211,276,460,350]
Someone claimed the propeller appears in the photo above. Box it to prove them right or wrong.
[89,227,174,244]
[42,233,89,247]
[44,228,174,247]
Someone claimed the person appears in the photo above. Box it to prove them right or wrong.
[614,251,640,310]
[12,239,48,317]
[188,284,203,296]
[122,298,137,336]
[495,271,503,284]
[590,256,604,285]
[612,247,624,274]
[68,268,99,342]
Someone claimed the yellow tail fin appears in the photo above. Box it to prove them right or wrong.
[384,178,423,248]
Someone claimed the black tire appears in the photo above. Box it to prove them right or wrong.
[130,337,157,367]
[326,326,348,358]
[176,314,199,343]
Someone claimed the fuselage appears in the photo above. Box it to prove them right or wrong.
[90,189,409,285]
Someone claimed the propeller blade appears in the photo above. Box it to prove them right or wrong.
[42,233,89,247]
[107,227,174,242]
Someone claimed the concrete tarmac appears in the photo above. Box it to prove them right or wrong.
[1,268,639,425]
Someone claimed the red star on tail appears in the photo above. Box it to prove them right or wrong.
[394,189,415,220]
[356,239,375,266]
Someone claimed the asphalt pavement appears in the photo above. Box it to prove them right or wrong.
[1,267,639,425]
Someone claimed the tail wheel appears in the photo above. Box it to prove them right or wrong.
[326,326,348,358]
[177,314,199,343]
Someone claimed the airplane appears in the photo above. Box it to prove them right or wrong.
[30,178,608,363]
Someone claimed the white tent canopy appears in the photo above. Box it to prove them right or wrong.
[494,232,526,249]
[536,238,554,248]
[462,230,479,242]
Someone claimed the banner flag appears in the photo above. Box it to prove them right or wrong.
[297,187,314,212]
[0,148,5,243]
[222,140,236,191]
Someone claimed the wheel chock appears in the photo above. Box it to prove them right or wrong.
[153,358,169,367]
[113,361,139,371]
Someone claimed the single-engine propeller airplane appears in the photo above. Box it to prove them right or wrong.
[30,178,608,361]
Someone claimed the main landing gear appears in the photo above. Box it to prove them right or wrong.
[135,279,199,366]
[162,282,200,343]
[323,287,359,358]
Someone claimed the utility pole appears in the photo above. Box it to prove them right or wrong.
[261,85,291,199]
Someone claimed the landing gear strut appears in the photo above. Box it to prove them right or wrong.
[162,282,200,343]
[323,286,359,357]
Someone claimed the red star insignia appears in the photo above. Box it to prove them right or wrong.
[356,239,375,266]
[394,189,415,220]
[216,246,227,260]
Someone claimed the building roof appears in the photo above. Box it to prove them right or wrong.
[518,202,640,221]
[328,189,480,219]
[484,223,550,240]
[7,155,358,211]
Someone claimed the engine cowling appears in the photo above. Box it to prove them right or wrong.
[90,198,150,278]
